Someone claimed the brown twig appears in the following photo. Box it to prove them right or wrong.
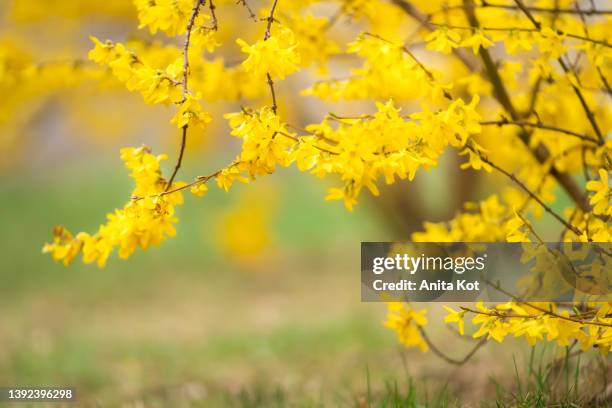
[524,76,543,118]
[464,142,583,236]
[263,0,280,113]
[274,130,339,155]
[208,0,218,30]
[236,0,257,20]
[460,306,541,319]
[596,67,612,97]
[516,211,545,243]
[166,0,204,191]
[509,0,605,145]
[484,279,612,328]
[425,22,611,48]
[157,162,241,199]
[480,119,600,144]
[557,59,605,144]
[512,0,541,27]
[417,326,487,365]
[363,32,453,100]
[166,126,188,191]
[266,72,278,114]
[460,0,592,214]
[390,0,480,71]
[436,2,612,15]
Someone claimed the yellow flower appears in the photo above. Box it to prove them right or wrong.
[426,27,462,54]
[42,226,83,266]
[461,29,494,54]
[88,36,116,64]
[586,169,611,216]
[134,0,193,36]
[190,183,208,197]
[44,147,184,267]
[237,26,300,79]
[503,30,532,54]
[443,306,466,335]
[536,27,567,60]
[505,212,532,243]
[225,107,294,176]
[88,37,183,105]
[325,186,358,211]
[171,94,212,129]
[384,303,429,352]
[216,165,249,192]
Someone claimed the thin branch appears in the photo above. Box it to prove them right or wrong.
[363,32,452,100]
[596,67,612,97]
[575,1,591,37]
[264,0,280,113]
[389,0,480,71]
[557,58,605,144]
[460,305,612,329]
[166,126,188,190]
[516,211,545,243]
[208,0,218,31]
[181,0,204,98]
[460,0,592,214]
[418,326,487,365]
[465,142,583,236]
[426,22,611,48]
[524,76,543,118]
[166,0,203,191]
[436,2,612,15]
[560,207,580,241]
[236,0,257,20]
[154,162,241,199]
[480,119,600,144]
[512,0,541,28]
[484,280,612,328]
[325,5,346,30]
[264,0,279,40]
[266,73,278,114]
[274,130,339,155]
[510,0,605,144]
[460,306,540,319]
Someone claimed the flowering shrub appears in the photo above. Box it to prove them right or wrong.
[2,0,609,360]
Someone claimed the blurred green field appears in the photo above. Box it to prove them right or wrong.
[0,161,602,407]
[0,163,394,406]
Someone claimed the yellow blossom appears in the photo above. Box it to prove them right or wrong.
[586,169,611,216]
[237,26,300,79]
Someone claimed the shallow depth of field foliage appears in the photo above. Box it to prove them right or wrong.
[1,0,611,405]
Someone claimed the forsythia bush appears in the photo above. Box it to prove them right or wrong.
[2,0,609,360]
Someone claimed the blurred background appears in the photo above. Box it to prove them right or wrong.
[0,0,582,406]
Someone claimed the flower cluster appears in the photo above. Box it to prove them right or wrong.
[134,0,195,36]
[43,147,184,267]
[237,26,300,80]
[445,301,612,353]
[88,37,183,105]
[304,34,451,102]
[384,302,429,352]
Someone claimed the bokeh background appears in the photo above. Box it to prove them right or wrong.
[0,0,586,406]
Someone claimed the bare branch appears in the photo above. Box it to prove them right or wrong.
[438,2,612,16]
[480,119,600,144]
[418,326,487,365]
[464,141,584,236]
[263,0,280,113]
[390,0,480,71]
[166,0,204,191]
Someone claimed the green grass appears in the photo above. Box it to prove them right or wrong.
[0,163,609,407]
